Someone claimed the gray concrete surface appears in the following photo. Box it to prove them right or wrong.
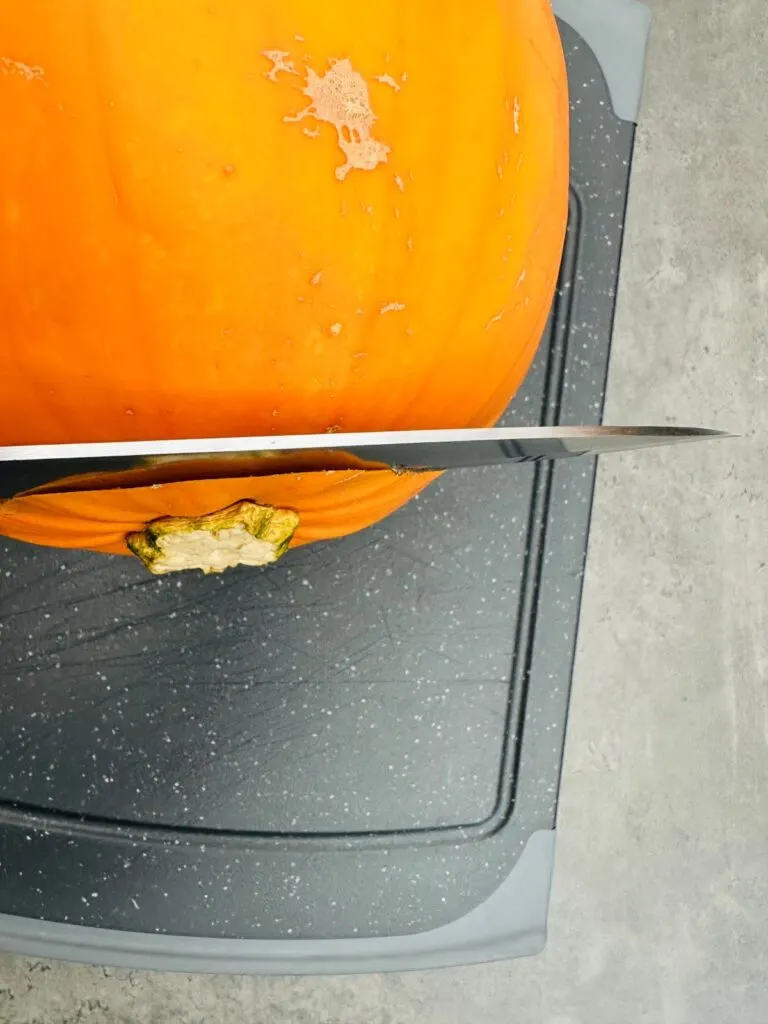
[1,0,766,1020]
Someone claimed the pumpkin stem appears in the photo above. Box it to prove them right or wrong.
[126,500,299,575]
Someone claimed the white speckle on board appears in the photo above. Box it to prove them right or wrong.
[329,322,342,335]
[394,174,405,192]
[406,238,414,251]
[303,126,321,138]
[485,311,504,330]
[513,96,521,134]
[380,302,405,314]
[310,271,324,286]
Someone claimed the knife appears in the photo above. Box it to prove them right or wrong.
[0,426,731,500]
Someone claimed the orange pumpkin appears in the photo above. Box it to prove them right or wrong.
[0,0,568,573]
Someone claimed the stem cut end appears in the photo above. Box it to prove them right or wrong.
[126,500,299,575]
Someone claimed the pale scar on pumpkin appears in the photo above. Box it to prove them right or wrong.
[1,56,44,80]
[374,73,400,92]
[505,95,521,134]
[261,50,298,82]
[263,53,391,181]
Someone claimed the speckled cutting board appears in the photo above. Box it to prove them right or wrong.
[0,6,648,974]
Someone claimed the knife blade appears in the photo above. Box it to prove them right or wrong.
[0,426,732,500]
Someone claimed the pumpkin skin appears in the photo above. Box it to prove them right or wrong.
[0,0,568,567]
[0,471,435,557]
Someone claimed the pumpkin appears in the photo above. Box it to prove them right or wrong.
[0,0,568,573]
